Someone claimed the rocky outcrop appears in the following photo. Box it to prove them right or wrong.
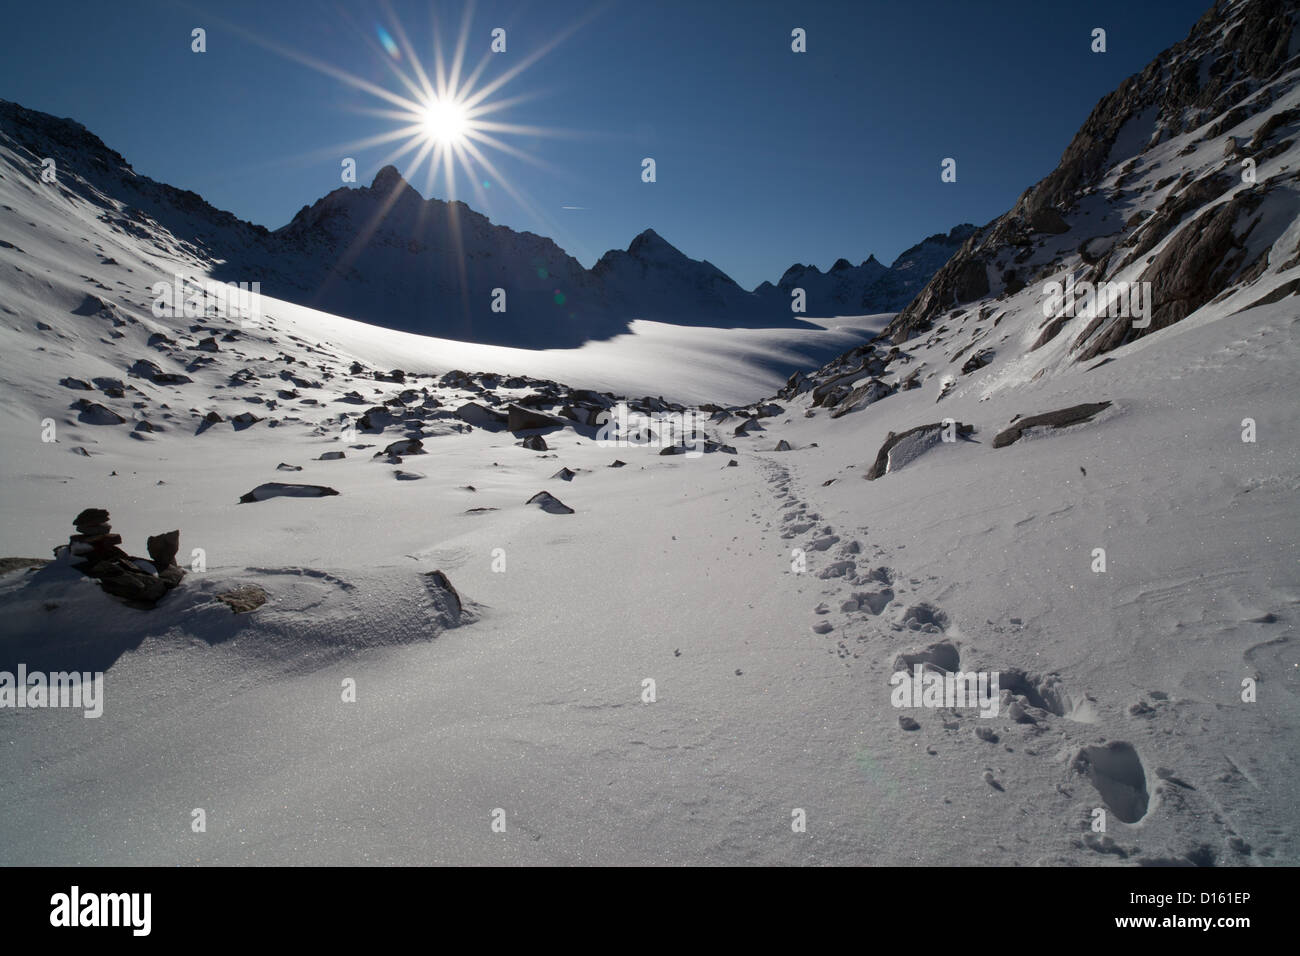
[992,402,1112,447]
[883,0,1297,346]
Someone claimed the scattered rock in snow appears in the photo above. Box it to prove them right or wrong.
[73,400,125,425]
[238,482,340,503]
[376,438,424,458]
[317,451,345,461]
[992,401,1112,448]
[519,435,548,451]
[507,403,565,432]
[864,421,972,479]
[276,462,302,471]
[526,490,574,514]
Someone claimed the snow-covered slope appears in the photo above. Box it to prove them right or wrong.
[0,0,1297,867]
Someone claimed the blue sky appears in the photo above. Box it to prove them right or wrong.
[1,0,1211,289]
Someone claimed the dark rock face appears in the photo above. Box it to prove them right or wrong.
[146,530,180,568]
[992,402,1112,447]
[506,404,564,432]
[455,402,507,429]
[1075,189,1265,361]
[519,435,548,451]
[881,0,1296,345]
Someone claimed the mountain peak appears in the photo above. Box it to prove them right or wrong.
[371,165,409,192]
[627,228,677,257]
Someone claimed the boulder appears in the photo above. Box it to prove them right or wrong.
[507,403,565,432]
[864,421,973,480]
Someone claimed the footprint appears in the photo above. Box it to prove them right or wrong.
[818,560,856,580]
[900,602,949,632]
[893,640,961,674]
[1073,741,1150,824]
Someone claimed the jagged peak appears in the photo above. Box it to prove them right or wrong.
[627,228,678,256]
[371,165,411,192]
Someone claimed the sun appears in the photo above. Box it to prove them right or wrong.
[420,98,468,145]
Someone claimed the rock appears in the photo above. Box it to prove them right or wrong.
[992,402,1111,448]
[195,336,219,352]
[74,508,111,530]
[0,557,50,576]
[394,470,425,480]
[898,715,921,732]
[128,358,192,385]
[726,459,738,467]
[89,560,168,607]
[146,530,180,568]
[864,421,973,479]
[158,565,186,589]
[216,585,268,613]
[519,435,548,451]
[608,460,627,468]
[276,462,303,471]
[455,401,507,429]
[317,451,346,460]
[376,438,424,457]
[238,483,340,503]
[552,467,576,481]
[773,440,793,451]
[60,377,92,390]
[74,400,125,425]
[507,403,565,432]
[423,570,463,626]
[526,491,574,514]
[829,379,893,419]
[960,349,995,375]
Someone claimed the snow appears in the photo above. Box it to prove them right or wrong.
[2,12,1300,865]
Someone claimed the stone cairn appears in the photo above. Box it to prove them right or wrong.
[57,508,186,608]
